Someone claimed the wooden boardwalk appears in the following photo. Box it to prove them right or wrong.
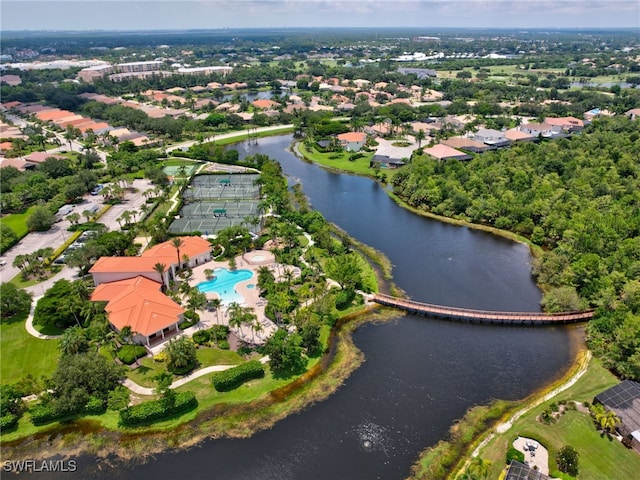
[372,293,594,326]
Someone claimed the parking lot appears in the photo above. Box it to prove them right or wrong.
[0,179,153,283]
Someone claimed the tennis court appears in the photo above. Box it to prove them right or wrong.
[163,164,198,177]
[184,174,261,200]
[170,173,263,235]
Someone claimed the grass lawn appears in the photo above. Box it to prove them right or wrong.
[479,359,640,480]
[213,126,294,146]
[2,206,36,239]
[297,143,376,176]
[0,312,60,385]
[9,266,63,289]
[126,346,244,388]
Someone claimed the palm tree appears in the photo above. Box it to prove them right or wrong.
[251,318,264,344]
[415,129,426,148]
[209,297,222,325]
[227,302,244,338]
[58,326,89,356]
[171,237,185,270]
[469,456,491,479]
[153,262,167,290]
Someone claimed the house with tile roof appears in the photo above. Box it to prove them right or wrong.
[337,131,367,152]
[424,144,473,161]
[91,276,184,347]
[89,236,212,346]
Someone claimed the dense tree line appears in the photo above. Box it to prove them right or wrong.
[392,116,640,380]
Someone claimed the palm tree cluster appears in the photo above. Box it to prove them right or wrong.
[12,247,54,279]
[226,302,262,344]
[589,403,621,435]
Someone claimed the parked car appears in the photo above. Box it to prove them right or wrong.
[90,184,104,195]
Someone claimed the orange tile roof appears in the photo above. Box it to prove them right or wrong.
[89,256,165,274]
[90,237,211,275]
[337,131,366,143]
[36,109,76,121]
[91,276,184,336]
[252,99,279,109]
[142,236,211,261]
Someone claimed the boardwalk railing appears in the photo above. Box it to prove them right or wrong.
[373,293,594,326]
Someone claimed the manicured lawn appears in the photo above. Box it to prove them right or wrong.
[298,143,376,176]
[0,312,60,385]
[126,346,244,388]
[479,359,640,480]
[2,206,36,239]
[195,346,243,366]
[126,356,167,388]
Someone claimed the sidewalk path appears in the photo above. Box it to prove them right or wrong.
[24,296,61,340]
[123,356,269,395]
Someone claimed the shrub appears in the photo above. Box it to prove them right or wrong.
[84,396,106,415]
[116,345,147,365]
[179,310,200,329]
[169,362,196,375]
[1,414,19,430]
[192,330,211,345]
[218,340,230,350]
[506,447,525,464]
[119,391,197,426]
[335,289,355,310]
[29,403,58,425]
[212,360,265,392]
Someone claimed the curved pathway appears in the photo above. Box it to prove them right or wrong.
[24,296,62,340]
[124,355,270,395]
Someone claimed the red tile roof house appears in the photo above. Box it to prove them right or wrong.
[89,236,212,347]
[337,131,367,152]
[92,276,185,347]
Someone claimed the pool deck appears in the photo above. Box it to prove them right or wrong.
[187,250,301,346]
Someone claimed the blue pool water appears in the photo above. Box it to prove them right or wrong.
[197,268,254,304]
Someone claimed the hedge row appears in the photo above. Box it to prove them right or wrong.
[117,345,148,365]
[119,391,197,427]
[30,397,107,426]
[212,360,264,392]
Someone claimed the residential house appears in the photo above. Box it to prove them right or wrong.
[504,128,537,143]
[337,131,367,152]
[627,108,640,121]
[442,136,493,154]
[594,380,640,453]
[544,116,584,133]
[505,460,550,480]
[424,144,472,161]
[252,99,279,110]
[472,128,511,148]
[519,122,559,138]
[370,154,405,169]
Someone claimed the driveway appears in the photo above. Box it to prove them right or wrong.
[374,137,420,160]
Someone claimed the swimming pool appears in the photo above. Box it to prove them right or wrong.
[197,268,254,304]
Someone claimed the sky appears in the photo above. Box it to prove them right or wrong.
[2,0,639,31]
